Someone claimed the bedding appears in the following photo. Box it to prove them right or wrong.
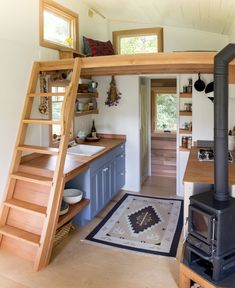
[83,36,115,56]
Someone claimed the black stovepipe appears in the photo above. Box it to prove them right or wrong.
[214,43,235,201]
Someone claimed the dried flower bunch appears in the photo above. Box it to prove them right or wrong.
[105,76,121,107]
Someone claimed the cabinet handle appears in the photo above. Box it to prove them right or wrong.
[103,167,108,172]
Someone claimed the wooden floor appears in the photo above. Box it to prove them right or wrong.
[0,176,182,288]
[151,135,177,178]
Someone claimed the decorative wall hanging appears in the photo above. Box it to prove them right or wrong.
[38,72,49,115]
[105,76,122,107]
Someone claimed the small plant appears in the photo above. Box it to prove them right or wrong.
[64,37,73,47]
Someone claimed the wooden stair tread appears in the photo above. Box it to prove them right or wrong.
[22,119,61,125]
[17,145,59,155]
[4,199,47,216]
[11,171,53,186]
[28,92,65,97]
[0,225,40,246]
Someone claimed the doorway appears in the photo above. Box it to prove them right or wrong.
[150,78,177,195]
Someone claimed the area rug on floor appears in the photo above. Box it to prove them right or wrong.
[85,194,183,257]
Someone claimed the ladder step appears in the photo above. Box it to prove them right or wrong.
[4,199,47,217]
[28,92,65,97]
[39,59,74,71]
[11,172,53,186]
[0,225,40,246]
[22,119,61,125]
[17,145,59,155]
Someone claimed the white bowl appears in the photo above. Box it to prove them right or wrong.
[63,189,83,204]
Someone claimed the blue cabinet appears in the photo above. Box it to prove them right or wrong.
[66,143,125,226]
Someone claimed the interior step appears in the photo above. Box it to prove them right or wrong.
[17,145,59,155]
[0,225,40,246]
[4,199,47,217]
[11,172,53,186]
[22,119,61,125]
[28,92,65,97]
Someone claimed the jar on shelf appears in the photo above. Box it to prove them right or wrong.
[182,136,188,148]
[187,137,192,149]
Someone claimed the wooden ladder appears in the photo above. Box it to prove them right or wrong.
[0,58,81,271]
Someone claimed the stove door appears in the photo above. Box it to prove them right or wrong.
[189,205,215,245]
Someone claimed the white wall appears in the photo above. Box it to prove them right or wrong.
[108,20,229,52]
[0,0,108,201]
[92,76,141,192]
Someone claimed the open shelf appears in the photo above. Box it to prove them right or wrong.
[57,198,90,229]
[77,92,98,98]
[74,109,99,117]
[179,111,192,116]
[179,129,192,135]
[180,92,192,98]
[179,146,191,151]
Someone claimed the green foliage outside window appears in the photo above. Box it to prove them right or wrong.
[156,94,177,131]
[120,35,158,54]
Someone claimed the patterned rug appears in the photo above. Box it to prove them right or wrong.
[85,194,183,257]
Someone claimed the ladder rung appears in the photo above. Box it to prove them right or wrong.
[4,199,47,217]
[17,145,59,155]
[11,172,53,186]
[39,59,74,71]
[22,119,61,125]
[0,225,40,246]
[28,92,65,97]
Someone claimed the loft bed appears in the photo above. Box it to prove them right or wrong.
[40,51,235,81]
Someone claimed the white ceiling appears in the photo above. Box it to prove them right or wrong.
[82,0,235,35]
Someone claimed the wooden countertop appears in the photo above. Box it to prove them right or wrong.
[183,148,235,184]
[20,138,125,182]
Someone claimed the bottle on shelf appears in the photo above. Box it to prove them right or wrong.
[91,120,97,138]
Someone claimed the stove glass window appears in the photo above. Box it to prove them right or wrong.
[192,210,209,239]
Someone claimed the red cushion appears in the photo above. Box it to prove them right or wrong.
[83,36,115,56]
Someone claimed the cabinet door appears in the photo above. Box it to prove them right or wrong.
[90,168,103,218]
[108,160,115,199]
[115,153,126,193]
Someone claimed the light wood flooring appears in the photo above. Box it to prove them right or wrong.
[0,176,182,288]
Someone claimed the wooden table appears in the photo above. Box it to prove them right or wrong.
[179,263,218,288]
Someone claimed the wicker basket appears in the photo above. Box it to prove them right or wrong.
[54,222,74,247]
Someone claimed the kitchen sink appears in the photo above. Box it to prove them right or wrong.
[67,144,105,156]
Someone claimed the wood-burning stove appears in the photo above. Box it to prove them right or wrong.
[184,191,235,281]
[184,44,235,283]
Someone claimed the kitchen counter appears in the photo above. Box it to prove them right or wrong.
[20,136,126,182]
[183,147,235,238]
[184,147,235,184]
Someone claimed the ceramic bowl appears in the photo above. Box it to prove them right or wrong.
[63,189,83,204]
[59,200,69,216]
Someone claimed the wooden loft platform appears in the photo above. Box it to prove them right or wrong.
[80,52,217,76]
[39,51,235,80]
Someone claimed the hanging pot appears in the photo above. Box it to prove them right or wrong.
[194,73,205,92]
[205,81,214,94]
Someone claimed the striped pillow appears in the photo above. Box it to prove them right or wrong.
[83,36,115,56]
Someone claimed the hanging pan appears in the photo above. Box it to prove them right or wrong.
[194,73,205,92]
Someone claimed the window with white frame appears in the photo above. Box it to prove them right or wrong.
[40,0,78,51]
